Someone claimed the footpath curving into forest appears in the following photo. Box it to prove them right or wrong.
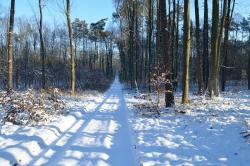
[0,76,136,166]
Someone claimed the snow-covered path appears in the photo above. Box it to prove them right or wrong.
[0,76,136,166]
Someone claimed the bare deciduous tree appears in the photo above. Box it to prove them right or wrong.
[66,0,75,95]
[7,0,15,93]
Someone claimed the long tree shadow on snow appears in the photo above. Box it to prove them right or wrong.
[126,92,250,166]
[0,77,136,166]
[0,90,113,165]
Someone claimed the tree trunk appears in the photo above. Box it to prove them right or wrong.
[171,0,176,85]
[182,0,191,104]
[215,0,228,94]
[222,0,234,91]
[208,0,219,97]
[208,0,227,96]
[7,0,15,93]
[174,0,180,91]
[203,0,209,89]
[39,0,46,89]
[135,0,139,84]
[147,0,153,92]
[194,0,203,95]
[128,1,135,89]
[66,0,75,95]
[157,0,174,107]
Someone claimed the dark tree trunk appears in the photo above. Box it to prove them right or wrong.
[147,0,153,92]
[216,0,228,94]
[128,0,135,89]
[157,0,174,107]
[174,0,180,91]
[194,0,203,95]
[39,0,46,89]
[203,0,209,89]
[171,0,176,83]
[208,0,219,97]
[222,0,235,91]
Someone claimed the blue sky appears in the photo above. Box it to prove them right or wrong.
[1,0,116,26]
[1,0,250,26]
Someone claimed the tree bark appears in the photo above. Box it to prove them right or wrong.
[203,0,209,89]
[66,0,75,95]
[194,0,203,95]
[171,0,176,85]
[215,0,228,94]
[157,0,174,107]
[147,0,153,92]
[7,0,15,93]
[208,0,227,97]
[208,0,219,97]
[174,0,180,91]
[39,0,46,89]
[222,0,235,91]
[128,0,135,89]
[182,0,191,104]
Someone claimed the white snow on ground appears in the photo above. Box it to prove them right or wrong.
[0,76,136,166]
[125,90,250,166]
[1,76,250,166]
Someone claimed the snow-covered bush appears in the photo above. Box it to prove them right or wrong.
[133,94,160,117]
[0,88,65,125]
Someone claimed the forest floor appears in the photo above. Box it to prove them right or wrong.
[126,85,250,165]
[0,77,250,166]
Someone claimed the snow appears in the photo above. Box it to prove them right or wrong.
[0,76,136,166]
[0,76,250,166]
[125,90,250,166]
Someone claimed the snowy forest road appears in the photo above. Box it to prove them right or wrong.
[0,76,137,166]
[34,76,136,166]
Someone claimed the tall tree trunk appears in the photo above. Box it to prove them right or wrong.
[222,0,235,91]
[216,0,228,94]
[182,0,191,104]
[157,0,174,107]
[140,18,144,84]
[156,0,161,106]
[203,0,209,89]
[39,0,46,89]
[171,0,176,83]
[135,0,139,84]
[128,1,135,89]
[194,0,203,95]
[66,0,75,95]
[147,0,153,92]
[208,0,219,97]
[7,0,15,93]
[174,0,180,91]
